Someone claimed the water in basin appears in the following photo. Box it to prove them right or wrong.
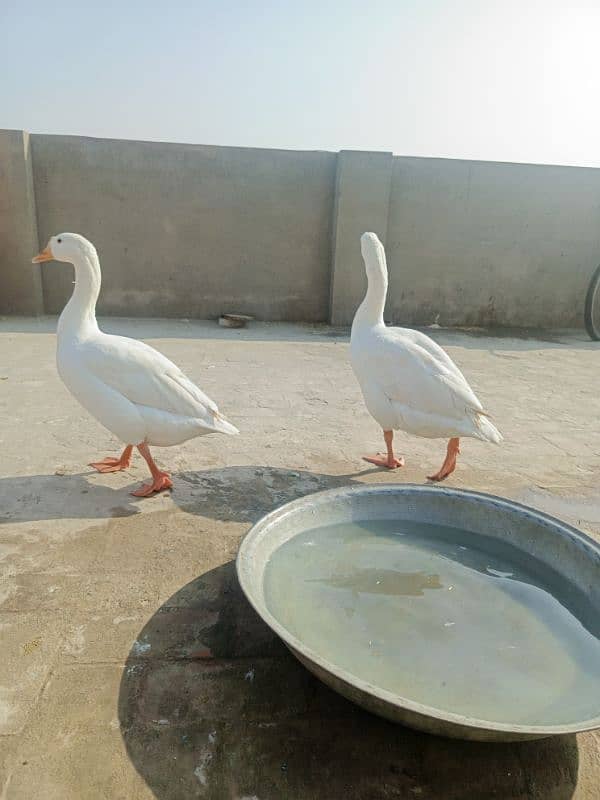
[263,519,600,726]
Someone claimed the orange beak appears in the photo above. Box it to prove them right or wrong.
[32,245,54,264]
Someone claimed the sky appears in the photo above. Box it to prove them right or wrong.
[1,0,599,167]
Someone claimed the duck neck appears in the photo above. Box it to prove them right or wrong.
[354,264,388,329]
[57,249,101,339]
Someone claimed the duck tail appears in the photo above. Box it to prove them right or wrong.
[474,411,503,444]
[210,411,239,436]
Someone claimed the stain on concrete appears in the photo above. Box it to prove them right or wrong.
[21,638,41,656]
[177,466,353,524]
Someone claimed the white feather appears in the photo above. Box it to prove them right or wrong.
[351,232,502,443]
[50,233,238,448]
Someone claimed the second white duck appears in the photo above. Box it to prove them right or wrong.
[350,232,502,480]
[33,233,238,497]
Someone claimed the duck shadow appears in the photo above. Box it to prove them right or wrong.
[0,460,504,527]
[170,464,371,524]
[0,471,143,524]
[118,561,580,800]
[0,465,381,526]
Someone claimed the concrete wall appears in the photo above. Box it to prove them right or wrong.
[384,157,600,328]
[3,129,600,327]
[32,135,336,321]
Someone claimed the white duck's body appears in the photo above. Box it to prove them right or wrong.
[350,233,501,479]
[35,233,237,496]
[351,321,500,442]
[57,331,237,447]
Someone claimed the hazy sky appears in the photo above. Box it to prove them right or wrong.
[2,0,599,166]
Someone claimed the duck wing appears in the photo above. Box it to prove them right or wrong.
[369,328,485,420]
[80,333,226,428]
[400,328,484,408]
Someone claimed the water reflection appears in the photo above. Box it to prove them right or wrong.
[310,567,442,597]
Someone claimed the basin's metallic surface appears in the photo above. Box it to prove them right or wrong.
[236,484,600,741]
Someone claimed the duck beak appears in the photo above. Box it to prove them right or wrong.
[32,245,54,264]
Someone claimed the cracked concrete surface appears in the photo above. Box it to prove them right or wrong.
[0,317,599,799]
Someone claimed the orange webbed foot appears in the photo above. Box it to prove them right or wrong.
[427,465,456,482]
[89,445,133,473]
[363,454,405,469]
[130,472,173,497]
[428,438,460,482]
[89,457,131,473]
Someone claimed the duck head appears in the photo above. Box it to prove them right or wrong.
[360,232,387,278]
[32,233,96,265]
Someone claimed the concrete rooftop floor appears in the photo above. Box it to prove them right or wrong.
[1,317,599,800]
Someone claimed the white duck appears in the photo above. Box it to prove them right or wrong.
[350,233,501,480]
[33,233,238,497]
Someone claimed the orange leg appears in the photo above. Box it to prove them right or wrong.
[363,430,405,470]
[428,438,460,481]
[131,442,173,497]
[89,444,133,473]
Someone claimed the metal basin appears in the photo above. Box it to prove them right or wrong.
[236,484,600,741]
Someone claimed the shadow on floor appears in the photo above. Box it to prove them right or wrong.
[0,471,143,524]
[118,562,579,800]
[0,465,379,525]
[171,465,373,524]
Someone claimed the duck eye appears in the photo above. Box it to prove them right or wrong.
[57,238,62,244]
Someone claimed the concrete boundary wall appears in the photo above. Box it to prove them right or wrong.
[2,129,600,327]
